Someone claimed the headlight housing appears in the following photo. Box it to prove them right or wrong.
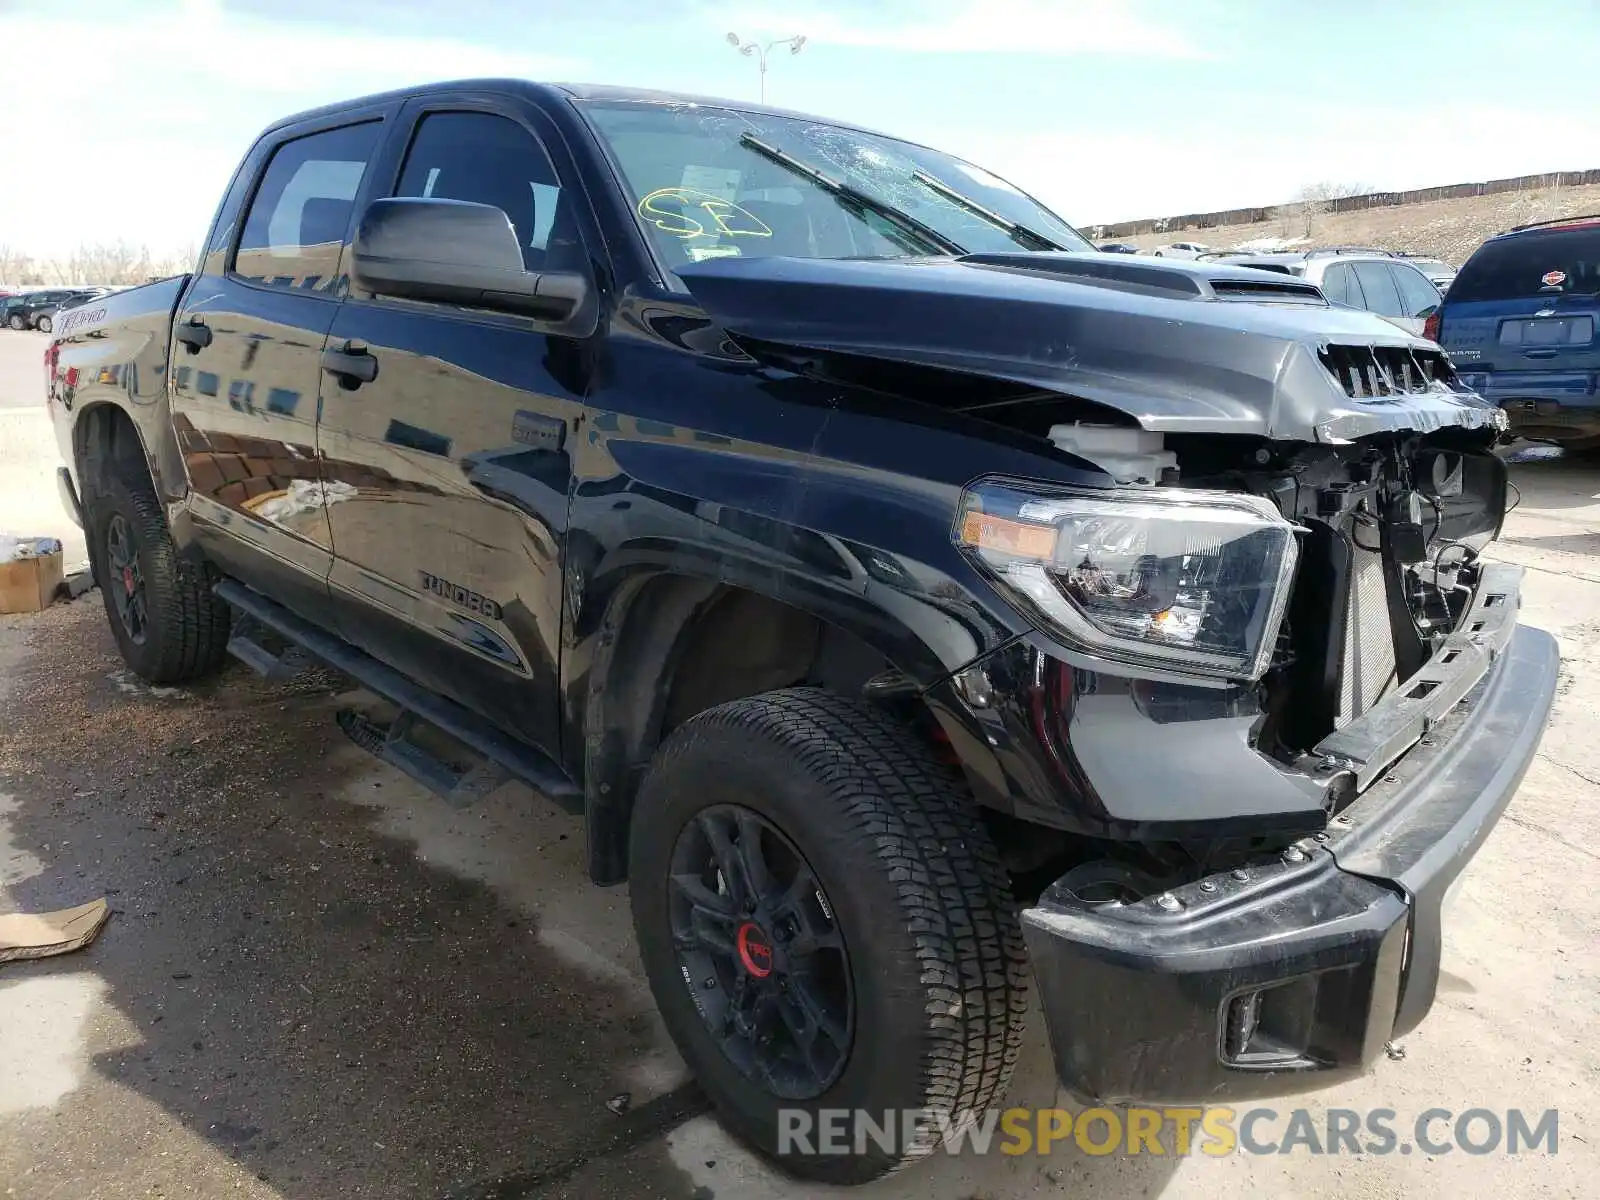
[955,478,1299,681]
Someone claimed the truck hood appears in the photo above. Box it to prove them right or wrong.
[676,251,1505,443]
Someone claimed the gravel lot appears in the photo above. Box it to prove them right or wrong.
[0,330,1596,1198]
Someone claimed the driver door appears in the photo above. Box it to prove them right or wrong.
[315,102,592,758]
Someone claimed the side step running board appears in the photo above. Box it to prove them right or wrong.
[227,612,312,682]
[336,709,511,810]
[215,579,582,813]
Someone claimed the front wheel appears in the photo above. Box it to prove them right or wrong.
[35,314,52,333]
[86,463,231,683]
[6,314,23,330]
[629,688,1029,1184]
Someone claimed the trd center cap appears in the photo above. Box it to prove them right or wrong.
[736,921,775,978]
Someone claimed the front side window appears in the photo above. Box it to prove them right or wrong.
[580,101,1089,275]
[1393,263,1441,318]
[235,121,382,292]
[394,111,581,274]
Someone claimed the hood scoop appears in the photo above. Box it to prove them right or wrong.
[958,252,1326,304]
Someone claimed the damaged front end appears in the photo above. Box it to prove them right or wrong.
[678,249,1558,1102]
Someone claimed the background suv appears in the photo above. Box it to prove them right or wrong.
[1437,215,1600,448]
[1399,252,1457,294]
[1207,248,1442,335]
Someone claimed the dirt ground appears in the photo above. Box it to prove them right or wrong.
[1,323,1597,1196]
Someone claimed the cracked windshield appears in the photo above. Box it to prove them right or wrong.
[583,101,1090,270]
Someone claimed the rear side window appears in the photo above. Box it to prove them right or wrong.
[394,111,581,274]
[1321,262,1356,307]
[1352,261,1405,317]
[1450,227,1600,302]
[234,121,382,292]
[1393,263,1440,317]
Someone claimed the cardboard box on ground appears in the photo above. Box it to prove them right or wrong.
[0,536,66,614]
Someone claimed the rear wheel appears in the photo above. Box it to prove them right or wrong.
[35,314,52,334]
[629,687,1029,1183]
[86,463,230,684]
[6,314,23,331]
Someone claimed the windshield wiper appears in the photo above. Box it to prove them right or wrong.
[910,169,1067,253]
[738,133,966,256]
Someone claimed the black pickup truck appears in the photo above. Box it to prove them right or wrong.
[46,80,1557,1182]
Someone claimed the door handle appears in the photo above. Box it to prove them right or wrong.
[322,341,378,388]
[174,318,211,353]
[1523,348,1558,359]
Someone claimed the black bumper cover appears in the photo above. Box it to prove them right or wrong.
[1022,623,1560,1104]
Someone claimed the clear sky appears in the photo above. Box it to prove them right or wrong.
[2,0,1594,256]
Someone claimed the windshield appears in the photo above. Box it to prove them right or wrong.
[580,100,1091,274]
[1451,229,1600,302]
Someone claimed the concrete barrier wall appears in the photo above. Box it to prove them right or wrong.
[0,408,61,471]
[0,406,84,561]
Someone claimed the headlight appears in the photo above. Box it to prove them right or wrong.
[955,478,1299,681]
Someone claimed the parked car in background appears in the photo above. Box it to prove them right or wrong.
[1210,248,1442,336]
[1438,215,1600,448]
[1152,240,1210,258]
[0,291,40,328]
[7,287,102,332]
[1097,241,1139,253]
[1398,253,1457,294]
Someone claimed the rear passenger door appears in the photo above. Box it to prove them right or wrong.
[172,114,388,622]
[1350,260,1420,335]
[315,101,593,758]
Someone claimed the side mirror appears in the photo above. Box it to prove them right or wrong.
[350,197,589,323]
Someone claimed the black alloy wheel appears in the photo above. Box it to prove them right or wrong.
[629,687,1030,1183]
[667,804,852,1100]
[105,512,148,645]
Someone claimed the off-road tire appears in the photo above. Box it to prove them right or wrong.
[629,687,1029,1184]
[87,462,230,684]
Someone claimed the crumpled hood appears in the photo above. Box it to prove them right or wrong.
[676,251,1505,443]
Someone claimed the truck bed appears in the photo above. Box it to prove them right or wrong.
[49,274,189,504]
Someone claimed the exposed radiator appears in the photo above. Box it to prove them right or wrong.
[1337,541,1398,727]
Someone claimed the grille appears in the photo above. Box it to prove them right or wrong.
[1320,344,1454,399]
[1337,541,1398,727]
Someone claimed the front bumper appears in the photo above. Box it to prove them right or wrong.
[1021,620,1559,1104]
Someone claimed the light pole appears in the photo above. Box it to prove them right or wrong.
[725,32,806,104]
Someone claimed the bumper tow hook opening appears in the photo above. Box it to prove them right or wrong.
[1224,991,1263,1060]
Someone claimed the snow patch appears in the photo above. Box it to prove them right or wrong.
[1228,235,1309,252]
[0,973,107,1114]
[107,670,188,700]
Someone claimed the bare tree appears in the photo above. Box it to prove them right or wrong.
[26,240,188,286]
[0,243,36,287]
[1292,181,1374,237]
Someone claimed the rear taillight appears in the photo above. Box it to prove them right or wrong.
[1423,310,1441,342]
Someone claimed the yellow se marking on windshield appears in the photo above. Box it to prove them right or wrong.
[638,188,773,240]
